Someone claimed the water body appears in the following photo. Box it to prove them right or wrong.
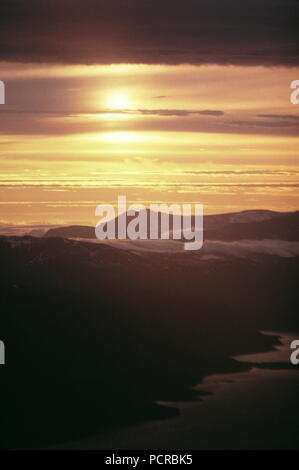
[50,331,299,450]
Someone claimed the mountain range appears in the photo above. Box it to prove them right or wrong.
[43,209,299,241]
[0,208,298,448]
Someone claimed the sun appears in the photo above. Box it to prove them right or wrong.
[102,131,141,143]
[106,90,130,110]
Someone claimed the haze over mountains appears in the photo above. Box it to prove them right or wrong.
[0,208,298,449]
[43,209,299,241]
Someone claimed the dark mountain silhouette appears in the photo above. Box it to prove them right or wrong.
[0,232,298,448]
[44,209,287,240]
[205,210,299,241]
[45,225,96,239]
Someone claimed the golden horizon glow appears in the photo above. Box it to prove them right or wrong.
[0,62,298,224]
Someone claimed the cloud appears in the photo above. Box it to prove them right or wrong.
[257,114,299,121]
[179,170,299,176]
[77,238,299,258]
[2,109,299,137]
[131,109,224,117]
[0,0,298,65]
[90,240,299,261]
[198,110,224,116]
[227,118,299,134]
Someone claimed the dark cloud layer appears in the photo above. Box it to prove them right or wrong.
[1,110,298,137]
[0,0,298,65]
[258,114,299,121]
[132,109,224,117]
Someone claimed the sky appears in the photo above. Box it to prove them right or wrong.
[0,0,298,225]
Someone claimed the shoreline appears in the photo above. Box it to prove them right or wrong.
[41,331,298,450]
